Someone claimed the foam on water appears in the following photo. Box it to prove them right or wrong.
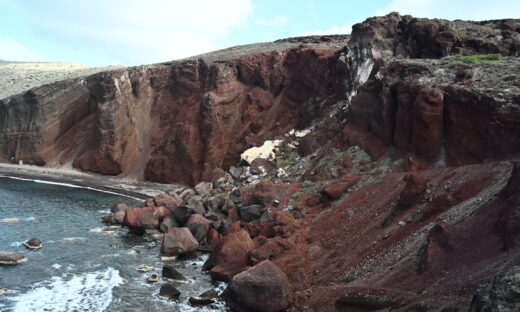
[11,267,123,312]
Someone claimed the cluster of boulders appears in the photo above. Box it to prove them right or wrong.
[0,237,44,267]
[103,157,309,310]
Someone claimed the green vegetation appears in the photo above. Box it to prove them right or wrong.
[337,269,359,283]
[457,30,469,37]
[451,54,502,63]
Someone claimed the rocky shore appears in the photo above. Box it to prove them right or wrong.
[2,12,520,312]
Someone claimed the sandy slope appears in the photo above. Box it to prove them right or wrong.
[0,61,123,100]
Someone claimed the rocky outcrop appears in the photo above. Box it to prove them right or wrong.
[0,251,28,265]
[469,266,520,312]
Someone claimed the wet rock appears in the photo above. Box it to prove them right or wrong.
[224,260,293,312]
[147,273,159,283]
[162,264,188,283]
[22,238,43,250]
[238,205,263,222]
[211,229,256,281]
[194,181,213,197]
[185,214,212,242]
[137,265,154,273]
[189,296,214,306]
[470,266,520,312]
[0,251,28,265]
[159,283,180,300]
[159,215,179,233]
[123,206,171,229]
[161,228,199,256]
[138,212,160,229]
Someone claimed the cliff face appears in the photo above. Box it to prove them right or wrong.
[0,41,347,185]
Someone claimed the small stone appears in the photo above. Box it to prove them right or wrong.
[137,266,154,273]
[398,221,406,227]
[147,273,159,283]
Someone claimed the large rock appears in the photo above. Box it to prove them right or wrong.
[159,215,179,233]
[0,251,28,265]
[185,214,212,242]
[469,266,520,312]
[159,283,180,299]
[194,182,213,197]
[238,205,263,222]
[161,227,199,256]
[211,229,256,281]
[123,206,171,229]
[224,260,293,312]
[22,238,43,250]
[153,193,182,209]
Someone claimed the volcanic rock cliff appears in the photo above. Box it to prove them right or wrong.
[3,12,520,312]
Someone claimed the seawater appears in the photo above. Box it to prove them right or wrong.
[0,177,227,312]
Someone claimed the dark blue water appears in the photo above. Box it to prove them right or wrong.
[0,177,226,312]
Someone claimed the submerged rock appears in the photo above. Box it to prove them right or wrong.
[0,251,28,265]
[22,237,43,250]
[224,260,293,312]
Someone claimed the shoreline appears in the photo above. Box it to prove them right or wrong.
[0,163,182,200]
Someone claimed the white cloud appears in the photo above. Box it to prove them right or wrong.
[298,23,352,36]
[6,0,253,65]
[255,16,289,26]
[376,0,520,21]
[0,36,46,62]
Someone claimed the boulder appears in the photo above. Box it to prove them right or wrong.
[22,238,43,250]
[206,196,225,211]
[159,283,180,299]
[161,228,199,256]
[211,229,256,281]
[229,166,244,180]
[224,260,293,312]
[185,214,212,242]
[138,212,160,229]
[123,206,171,229]
[189,289,218,305]
[162,264,187,283]
[0,251,28,265]
[210,168,226,182]
[160,215,179,233]
[153,193,182,208]
[238,205,263,222]
[194,181,213,197]
[470,266,520,312]
[147,273,159,283]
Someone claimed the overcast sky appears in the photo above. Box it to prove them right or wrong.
[0,0,518,66]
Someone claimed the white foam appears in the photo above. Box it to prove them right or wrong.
[11,267,123,312]
[10,242,22,247]
[51,263,62,269]
[0,175,143,201]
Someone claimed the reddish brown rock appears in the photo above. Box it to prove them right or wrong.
[185,214,212,242]
[223,260,293,312]
[123,206,171,229]
[211,229,256,281]
[153,193,182,209]
[161,227,199,256]
[321,176,360,200]
[399,173,427,207]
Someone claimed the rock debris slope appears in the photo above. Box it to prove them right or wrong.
[3,13,520,312]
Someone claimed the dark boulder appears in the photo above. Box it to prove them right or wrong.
[224,260,293,312]
[470,266,520,312]
[0,251,28,265]
[162,264,187,283]
[159,283,180,299]
[238,205,263,222]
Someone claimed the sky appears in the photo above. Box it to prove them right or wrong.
[0,0,518,66]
